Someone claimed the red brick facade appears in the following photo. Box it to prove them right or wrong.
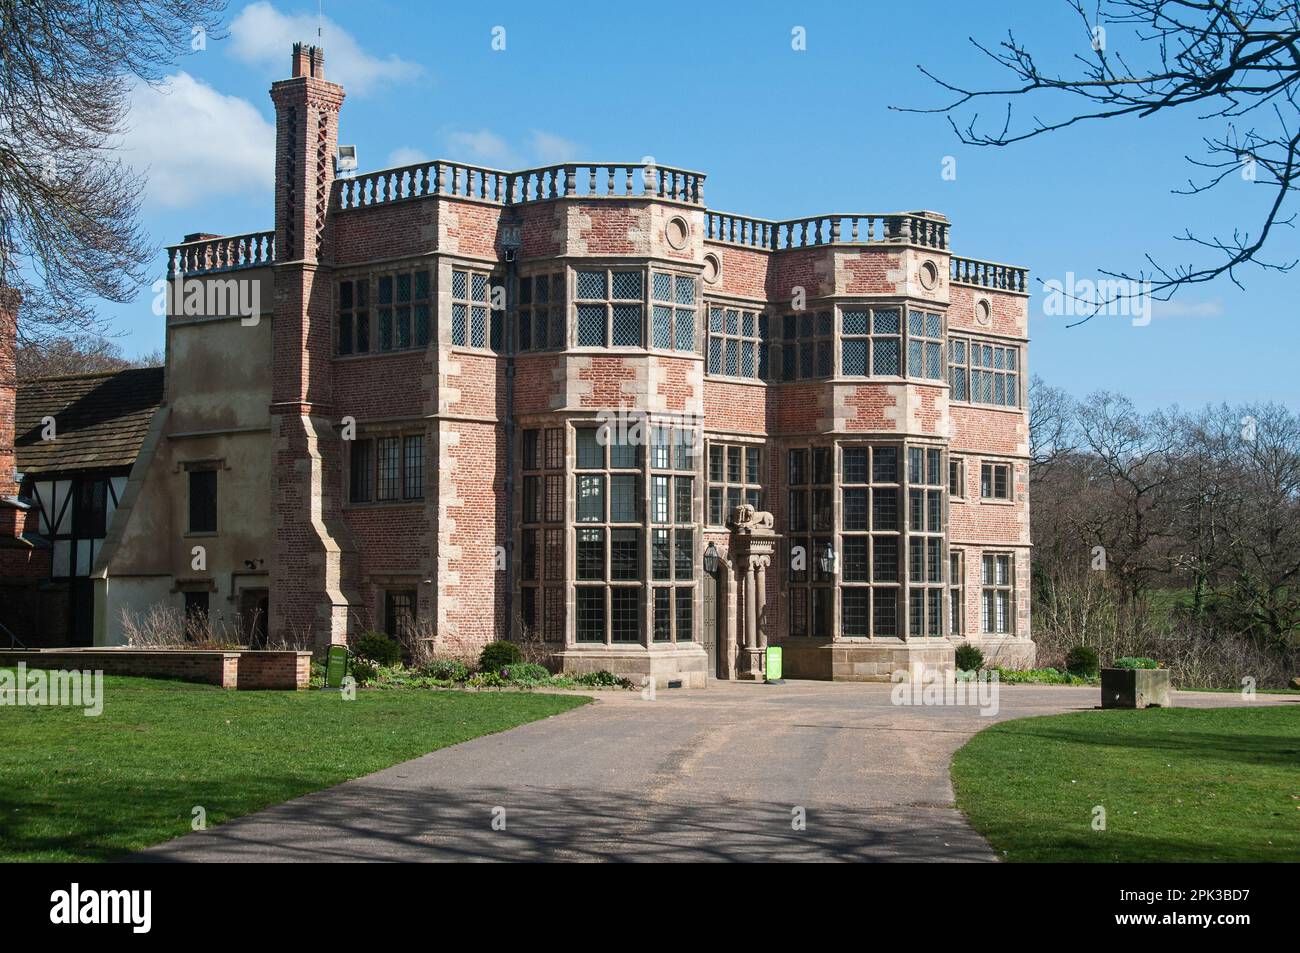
[167,45,1035,679]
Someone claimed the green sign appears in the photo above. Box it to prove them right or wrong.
[765,645,783,682]
[325,645,349,688]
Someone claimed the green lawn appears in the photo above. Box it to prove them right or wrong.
[952,706,1300,862]
[0,674,590,862]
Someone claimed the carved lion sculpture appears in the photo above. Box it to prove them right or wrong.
[732,504,775,533]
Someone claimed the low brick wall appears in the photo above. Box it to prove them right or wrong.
[0,649,312,690]
[237,650,312,690]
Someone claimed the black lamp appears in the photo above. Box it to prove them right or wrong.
[703,541,720,574]
[818,541,837,575]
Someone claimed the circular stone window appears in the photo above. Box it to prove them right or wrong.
[975,297,993,326]
[918,259,940,290]
[702,252,721,285]
[665,215,691,250]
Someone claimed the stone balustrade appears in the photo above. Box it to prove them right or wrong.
[335,160,706,210]
[950,255,1029,292]
[705,211,950,250]
[336,160,511,209]
[166,231,275,278]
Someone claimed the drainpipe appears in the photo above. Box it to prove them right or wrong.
[500,216,522,641]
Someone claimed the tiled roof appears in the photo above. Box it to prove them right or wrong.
[15,367,163,475]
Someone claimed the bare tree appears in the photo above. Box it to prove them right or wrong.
[0,0,227,345]
[15,335,161,378]
[901,0,1300,319]
[1029,374,1078,477]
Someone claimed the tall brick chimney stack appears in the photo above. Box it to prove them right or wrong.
[0,286,29,541]
[267,45,357,651]
[0,286,20,501]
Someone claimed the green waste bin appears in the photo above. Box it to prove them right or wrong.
[765,645,783,683]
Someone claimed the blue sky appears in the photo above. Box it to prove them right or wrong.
[108,0,1297,408]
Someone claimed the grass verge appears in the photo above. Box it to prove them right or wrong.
[0,673,589,861]
[951,705,1300,861]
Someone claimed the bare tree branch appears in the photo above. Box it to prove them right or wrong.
[896,0,1300,321]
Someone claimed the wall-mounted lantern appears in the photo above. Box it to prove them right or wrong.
[818,541,837,576]
[703,541,720,574]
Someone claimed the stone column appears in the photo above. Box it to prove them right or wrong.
[730,513,778,681]
[744,563,757,650]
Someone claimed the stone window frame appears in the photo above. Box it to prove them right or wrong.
[979,460,1013,502]
[185,462,220,536]
[568,264,700,354]
[705,440,763,528]
[980,551,1015,634]
[949,336,1021,408]
[906,446,947,638]
[785,445,837,637]
[518,271,566,352]
[651,270,700,354]
[777,309,835,382]
[648,424,697,645]
[836,443,906,640]
[949,455,966,499]
[573,424,645,644]
[336,266,432,356]
[572,266,645,349]
[450,265,503,352]
[906,308,946,381]
[383,588,418,641]
[838,304,903,379]
[706,302,769,379]
[519,426,566,642]
[949,549,965,636]
[347,429,426,506]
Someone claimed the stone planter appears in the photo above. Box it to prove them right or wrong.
[1101,667,1172,709]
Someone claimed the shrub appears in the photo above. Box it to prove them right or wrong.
[353,631,403,666]
[1065,645,1100,678]
[1112,656,1160,670]
[574,670,633,689]
[954,643,984,672]
[479,640,523,672]
[421,658,471,682]
[501,662,549,682]
[994,667,1091,686]
[348,657,378,685]
[468,671,506,689]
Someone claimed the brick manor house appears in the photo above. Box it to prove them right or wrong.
[0,44,1033,684]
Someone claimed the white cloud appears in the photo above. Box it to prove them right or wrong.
[445,129,517,167]
[229,2,422,96]
[528,130,581,164]
[386,146,429,167]
[428,129,584,170]
[118,72,274,208]
[1150,299,1225,319]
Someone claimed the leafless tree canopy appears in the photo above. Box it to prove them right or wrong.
[15,335,161,378]
[902,0,1300,312]
[1030,387,1300,681]
[0,0,226,345]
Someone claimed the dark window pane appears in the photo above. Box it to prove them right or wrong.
[350,439,373,503]
[576,587,605,641]
[577,528,605,580]
[404,435,424,499]
[188,470,217,533]
[611,588,639,642]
